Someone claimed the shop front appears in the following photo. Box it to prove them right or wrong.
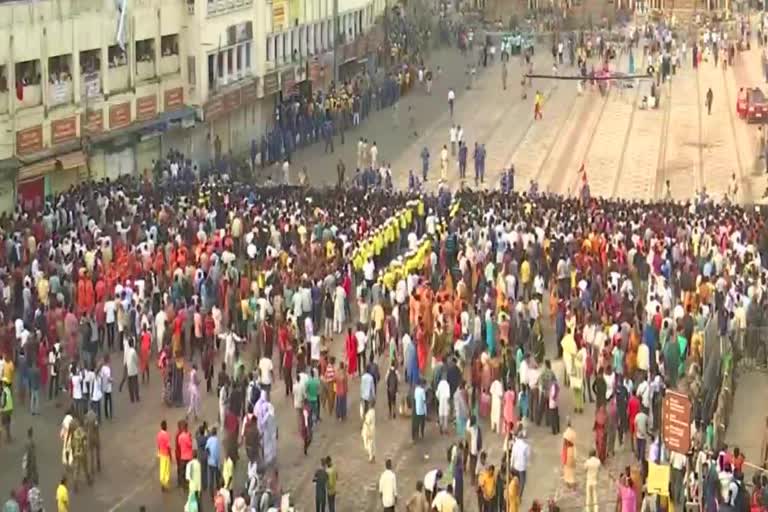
[203,79,261,158]
[17,150,87,211]
[15,122,88,210]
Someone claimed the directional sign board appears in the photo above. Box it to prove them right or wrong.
[662,390,692,454]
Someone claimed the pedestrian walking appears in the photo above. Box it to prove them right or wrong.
[362,406,376,462]
[706,87,714,115]
[448,88,455,118]
[378,459,397,511]
[157,420,172,491]
[313,458,328,512]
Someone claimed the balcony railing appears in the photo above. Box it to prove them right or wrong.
[160,55,180,75]
[207,0,252,16]
[16,84,42,109]
[108,65,129,91]
[136,60,156,81]
[49,80,73,107]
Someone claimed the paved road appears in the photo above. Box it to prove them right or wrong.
[3,29,766,512]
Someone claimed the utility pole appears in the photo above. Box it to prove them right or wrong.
[332,0,339,83]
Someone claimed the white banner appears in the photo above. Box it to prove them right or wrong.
[49,81,71,105]
[82,73,101,99]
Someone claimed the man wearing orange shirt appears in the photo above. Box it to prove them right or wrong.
[156,420,172,491]
[177,422,194,491]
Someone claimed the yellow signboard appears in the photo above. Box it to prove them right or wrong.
[647,463,670,496]
[273,1,286,31]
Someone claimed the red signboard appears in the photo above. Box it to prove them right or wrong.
[109,102,131,130]
[164,87,184,110]
[662,390,692,454]
[203,96,226,122]
[223,90,242,112]
[84,110,104,134]
[136,95,158,121]
[16,126,43,155]
[51,117,77,145]
[242,81,259,104]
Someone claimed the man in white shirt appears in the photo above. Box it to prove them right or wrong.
[584,450,601,512]
[100,358,113,419]
[378,459,397,511]
[448,88,455,118]
[355,328,368,376]
[449,125,457,155]
[258,356,273,398]
[510,432,531,496]
[124,339,140,403]
[432,485,459,512]
[89,366,103,421]
[70,366,85,416]
[105,299,118,350]
[363,258,375,289]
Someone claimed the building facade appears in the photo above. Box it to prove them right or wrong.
[0,0,386,213]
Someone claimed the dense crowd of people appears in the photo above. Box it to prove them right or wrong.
[3,157,768,511]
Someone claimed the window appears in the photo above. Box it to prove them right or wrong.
[80,49,101,75]
[227,48,234,75]
[15,60,41,86]
[0,66,7,93]
[108,45,128,68]
[161,34,179,56]
[217,52,224,78]
[48,55,72,84]
[208,53,216,88]
[188,56,196,86]
[244,42,251,69]
[136,38,155,63]
[266,37,273,62]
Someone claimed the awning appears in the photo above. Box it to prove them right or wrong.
[18,150,87,182]
[91,106,197,146]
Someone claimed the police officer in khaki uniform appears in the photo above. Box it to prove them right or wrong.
[84,408,101,476]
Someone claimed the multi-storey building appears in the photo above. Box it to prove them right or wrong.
[0,0,385,213]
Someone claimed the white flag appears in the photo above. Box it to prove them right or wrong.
[115,0,128,51]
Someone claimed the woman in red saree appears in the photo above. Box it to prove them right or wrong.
[416,323,428,372]
[345,328,357,376]
[594,404,607,463]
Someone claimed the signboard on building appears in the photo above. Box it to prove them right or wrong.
[16,126,43,155]
[662,390,692,454]
[263,72,279,96]
[51,117,78,145]
[136,95,158,121]
[242,79,259,104]
[204,79,259,121]
[203,96,225,122]
[223,90,242,112]
[49,81,71,106]
[227,21,253,46]
[164,87,184,110]
[84,110,104,134]
[109,102,131,130]
[281,68,295,95]
[272,1,286,31]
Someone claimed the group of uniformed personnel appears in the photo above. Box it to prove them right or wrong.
[351,198,425,276]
